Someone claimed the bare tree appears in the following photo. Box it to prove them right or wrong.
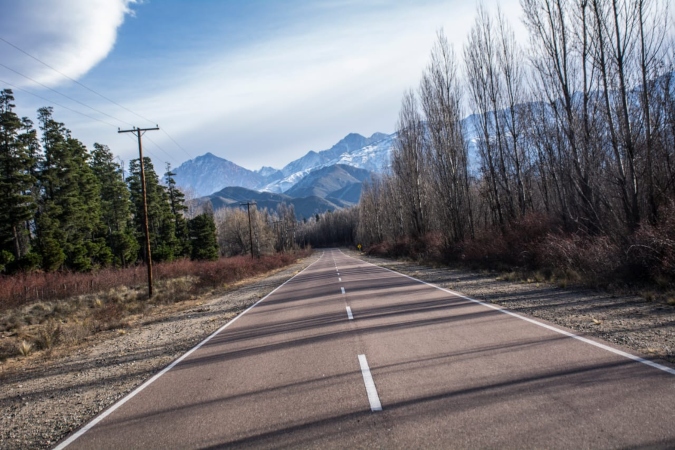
[392,90,429,238]
[420,30,474,244]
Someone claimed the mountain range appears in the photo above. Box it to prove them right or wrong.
[173,132,396,219]
[172,114,488,219]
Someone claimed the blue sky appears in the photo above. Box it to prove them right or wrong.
[0,0,525,171]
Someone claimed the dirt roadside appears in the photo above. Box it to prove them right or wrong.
[0,253,321,450]
[348,250,675,367]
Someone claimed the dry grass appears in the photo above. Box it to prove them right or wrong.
[0,250,310,362]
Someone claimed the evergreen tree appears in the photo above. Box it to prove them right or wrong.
[164,163,191,257]
[0,89,37,271]
[188,207,219,260]
[90,143,139,267]
[127,157,178,262]
[36,107,109,271]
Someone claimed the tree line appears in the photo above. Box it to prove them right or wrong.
[345,0,675,283]
[0,90,218,274]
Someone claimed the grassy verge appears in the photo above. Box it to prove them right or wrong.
[0,250,311,362]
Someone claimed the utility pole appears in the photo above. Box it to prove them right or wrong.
[118,126,159,298]
[241,201,257,258]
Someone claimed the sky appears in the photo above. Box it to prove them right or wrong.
[0,0,526,171]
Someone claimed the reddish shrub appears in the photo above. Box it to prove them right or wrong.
[539,233,622,283]
[0,250,310,312]
[457,212,554,269]
[627,202,675,282]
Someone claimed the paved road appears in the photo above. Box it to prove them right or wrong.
[58,249,675,449]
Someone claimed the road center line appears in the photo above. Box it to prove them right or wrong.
[339,277,342,282]
[346,306,353,320]
[357,354,382,412]
[341,287,345,294]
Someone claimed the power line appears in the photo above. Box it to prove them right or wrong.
[0,36,197,162]
[0,78,118,128]
[0,36,156,126]
[161,129,194,161]
[145,135,180,166]
[0,63,135,127]
[122,133,161,162]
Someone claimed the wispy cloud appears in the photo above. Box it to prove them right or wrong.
[0,0,136,86]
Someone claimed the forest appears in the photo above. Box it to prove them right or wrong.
[302,0,675,288]
[0,92,220,275]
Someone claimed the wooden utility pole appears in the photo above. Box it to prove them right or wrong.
[118,126,159,298]
[241,201,257,258]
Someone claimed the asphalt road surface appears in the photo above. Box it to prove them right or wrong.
[57,249,675,449]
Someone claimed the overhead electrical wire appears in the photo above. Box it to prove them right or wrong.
[0,77,119,128]
[0,36,197,162]
[0,63,135,127]
[145,135,180,166]
[161,129,195,162]
[121,132,161,163]
[0,36,156,126]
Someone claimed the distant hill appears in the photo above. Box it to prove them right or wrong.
[202,186,340,220]
[284,164,372,206]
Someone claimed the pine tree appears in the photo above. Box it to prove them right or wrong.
[188,207,219,260]
[164,163,191,258]
[127,157,178,262]
[0,89,37,271]
[36,107,109,271]
[90,143,139,267]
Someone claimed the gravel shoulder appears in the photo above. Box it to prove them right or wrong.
[0,253,321,450]
[348,250,675,368]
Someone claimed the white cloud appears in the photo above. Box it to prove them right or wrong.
[0,0,136,87]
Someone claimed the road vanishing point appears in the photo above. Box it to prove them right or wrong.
[56,249,675,449]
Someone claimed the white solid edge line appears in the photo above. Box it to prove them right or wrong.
[339,250,675,377]
[341,287,346,295]
[358,354,382,411]
[346,306,354,320]
[54,254,324,450]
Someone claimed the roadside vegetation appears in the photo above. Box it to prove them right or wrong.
[0,250,310,362]
[298,0,675,305]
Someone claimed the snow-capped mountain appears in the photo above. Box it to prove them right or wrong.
[261,132,395,193]
[172,152,265,197]
[173,132,397,197]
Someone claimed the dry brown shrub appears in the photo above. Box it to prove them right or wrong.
[539,233,621,285]
[458,213,553,270]
[92,302,125,330]
[0,338,18,360]
[34,319,63,350]
[627,202,675,283]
